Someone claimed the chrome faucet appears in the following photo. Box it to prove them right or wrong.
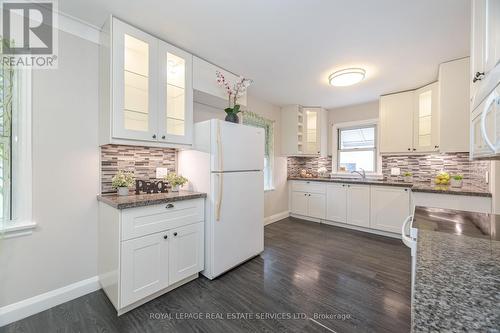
[351,168,366,179]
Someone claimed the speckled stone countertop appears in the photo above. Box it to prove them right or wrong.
[411,206,500,332]
[97,191,207,209]
[288,177,492,197]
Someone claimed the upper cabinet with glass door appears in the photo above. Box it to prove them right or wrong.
[158,41,193,145]
[413,82,439,152]
[99,17,193,147]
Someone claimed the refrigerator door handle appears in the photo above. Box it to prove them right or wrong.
[217,122,223,171]
[216,173,223,222]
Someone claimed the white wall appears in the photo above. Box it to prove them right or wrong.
[194,95,289,219]
[327,101,379,154]
[0,31,100,307]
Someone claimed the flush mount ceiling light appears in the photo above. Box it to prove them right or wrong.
[328,68,366,87]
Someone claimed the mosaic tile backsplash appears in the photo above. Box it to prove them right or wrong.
[287,153,490,190]
[101,145,177,194]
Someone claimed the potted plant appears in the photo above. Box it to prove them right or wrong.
[216,71,252,123]
[403,172,413,183]
[112,170,135,196]
[165,173,188,192]
[451,175,463,188]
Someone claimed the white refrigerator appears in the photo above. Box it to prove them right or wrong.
[178,119,265,279]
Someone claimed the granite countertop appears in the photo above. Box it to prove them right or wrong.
[412,206,500,332]
[288,177,492,197]
[97,191,207,209]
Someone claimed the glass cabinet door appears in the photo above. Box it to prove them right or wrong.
[413,82,439,152]
[112,19,158,141]
[158,41,193,145]
[304,108,320,154]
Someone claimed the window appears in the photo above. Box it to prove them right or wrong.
[337,125,376,173]
[243,112,274,191]
[0,51,34,236]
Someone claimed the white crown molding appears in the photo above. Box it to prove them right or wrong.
[57,10,101,44]
[264,211,289,226]
[0,276,100,327]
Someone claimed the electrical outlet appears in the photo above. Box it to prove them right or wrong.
[156,167,168,179]
[391,168,401,176]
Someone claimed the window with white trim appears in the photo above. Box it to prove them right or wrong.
[337,125,376,173]
[0,55,33,235]
[243,111,274,191]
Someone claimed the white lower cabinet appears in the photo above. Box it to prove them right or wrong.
[291,191,309,216]
[98,198,205,315]
[169,223,204,284]
[370,186,411,233]
[326,184,347,223]
[325,184,370,227]
[346,185,370,228]
[291,181,412,236]
[308,193,326,219]
[121,231,170,307]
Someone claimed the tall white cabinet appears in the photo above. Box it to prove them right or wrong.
[100,17,193,147]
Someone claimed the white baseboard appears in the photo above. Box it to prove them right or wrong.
[0,276,100,327]
[264,211,290,225]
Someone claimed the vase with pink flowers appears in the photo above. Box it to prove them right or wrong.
[216,71,252,123]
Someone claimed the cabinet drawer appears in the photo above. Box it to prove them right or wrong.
[291,181,326,194]
[121,198,204,241]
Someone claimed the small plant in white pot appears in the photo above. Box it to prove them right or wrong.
[451,175,463,188]
[165,173,188,192]
[403,172,413,183]
[112,170,135,196]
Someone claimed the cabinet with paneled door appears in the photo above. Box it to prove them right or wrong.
[281,105,328,156]
[380,82,439,153]
[99,16,193,147]
[325,183,370,228]
[471,0,500,110]
[98,198,205,315]
[290,181,326,219]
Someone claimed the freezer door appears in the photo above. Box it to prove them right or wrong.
[209,171,264,277]
[211,120,265,172]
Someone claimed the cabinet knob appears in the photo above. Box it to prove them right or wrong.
[308,194,311,196]
[404,189,408,192]
[434,145,439,149]
[173,232,178,236]
[152,134,157,139]
[166,203,174,209]
[162,135,166,140]
[408,148,411,151]
[473,72,485,83]
[412,148,416,151]
[304,193,307,196]
[163,234,168,239]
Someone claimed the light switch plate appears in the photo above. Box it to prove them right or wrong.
[391,167,401,176]
[156,167,169,179]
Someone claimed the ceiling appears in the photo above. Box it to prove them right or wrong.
[59,0,470,109]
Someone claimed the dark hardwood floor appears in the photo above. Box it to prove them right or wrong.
[1,218,411,333]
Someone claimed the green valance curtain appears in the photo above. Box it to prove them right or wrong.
[242,111,274,158]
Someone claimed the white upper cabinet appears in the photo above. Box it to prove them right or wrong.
[471,0,500,109]
[413,82,439,152]
[380,82,441,154]
[281,105,328,156]
[379,91,414,153]
[439,58,470,152]
[192,56,247,108]
[158,41,193,145]
[112,19,158,142]
[100,17,193,147]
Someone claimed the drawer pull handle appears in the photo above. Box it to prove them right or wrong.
[173,232,178,237]
[163,234,168,239]
[166,203,174,209]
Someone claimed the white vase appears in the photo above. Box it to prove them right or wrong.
[117,187,129,196]
[171,185,180,192]
[451,179,463,188]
